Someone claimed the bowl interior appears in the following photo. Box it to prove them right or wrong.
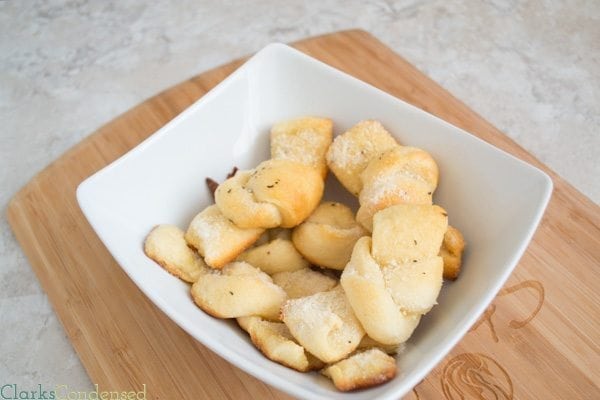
[77,43,552,400]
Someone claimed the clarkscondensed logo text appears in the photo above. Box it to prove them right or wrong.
[0,384,146,400]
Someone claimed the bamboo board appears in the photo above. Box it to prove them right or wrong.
[7,30,600,400]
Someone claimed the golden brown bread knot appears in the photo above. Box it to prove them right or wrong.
[321,348,397,391]
[144,224,211,283]
[326,120,398,196]
[357,146,439,232]
[237,228,310,274]
[292,201,367,270]
[270,117,333,178]
[237,316,324,372]
[215,159,324,229]
[191,261,287,320]
[326,120,465,278]
[281,285,365,363]
[185,205,264,269]
[341,204,448,345]
[271,267,337,299]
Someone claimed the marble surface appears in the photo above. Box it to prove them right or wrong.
[1,0,598,394]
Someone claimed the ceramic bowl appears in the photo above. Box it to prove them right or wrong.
[77,43,552,400]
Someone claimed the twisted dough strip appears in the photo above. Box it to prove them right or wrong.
[215,117,332,229]
[144,224,211,283]
[237,228,310,274]
[326,120,397,196]
[215,158,324,229]
[356,143,465,277]
[281,285,365,363]
[357,146,438,232]
[326,120,438,232]
[321,348,397,392]
[185,205,264,269]
[326,120,464,277]
[270,117,333,179]
[292,201,367,270]
[237,316,324,372]
[271,267,337,299]
[191,261,287,320]
[341,204,447,345]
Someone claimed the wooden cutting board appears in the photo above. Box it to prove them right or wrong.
[7,30,600,400]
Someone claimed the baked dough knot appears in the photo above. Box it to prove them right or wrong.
[292,201,367,270]
[215,158,324,229]
[341,204,448,345]
[357,146,439,232]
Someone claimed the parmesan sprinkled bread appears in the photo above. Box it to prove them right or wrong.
[237,229,309,275]
[382,257,444,314]
[371,204,447,266]
[214,170,282,228]
[281,286,365,363]
[185,205,264,269]
[341,204,447,344]
[321,348,397,391]
[340,237,421,345]
[326,120,398,196]
[271,267,338,299]
[236,316,324,372]
[191,262,286,320]
[357,146,439,232]
[292,201,367,270]
[144,224,211,283]
[215,159,324,229]
[270,117,333,178]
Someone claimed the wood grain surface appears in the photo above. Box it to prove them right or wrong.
[7,30,600,400]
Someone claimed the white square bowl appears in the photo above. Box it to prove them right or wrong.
[77,43,552,400]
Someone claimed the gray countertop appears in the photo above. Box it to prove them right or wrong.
[1,0,598,394]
